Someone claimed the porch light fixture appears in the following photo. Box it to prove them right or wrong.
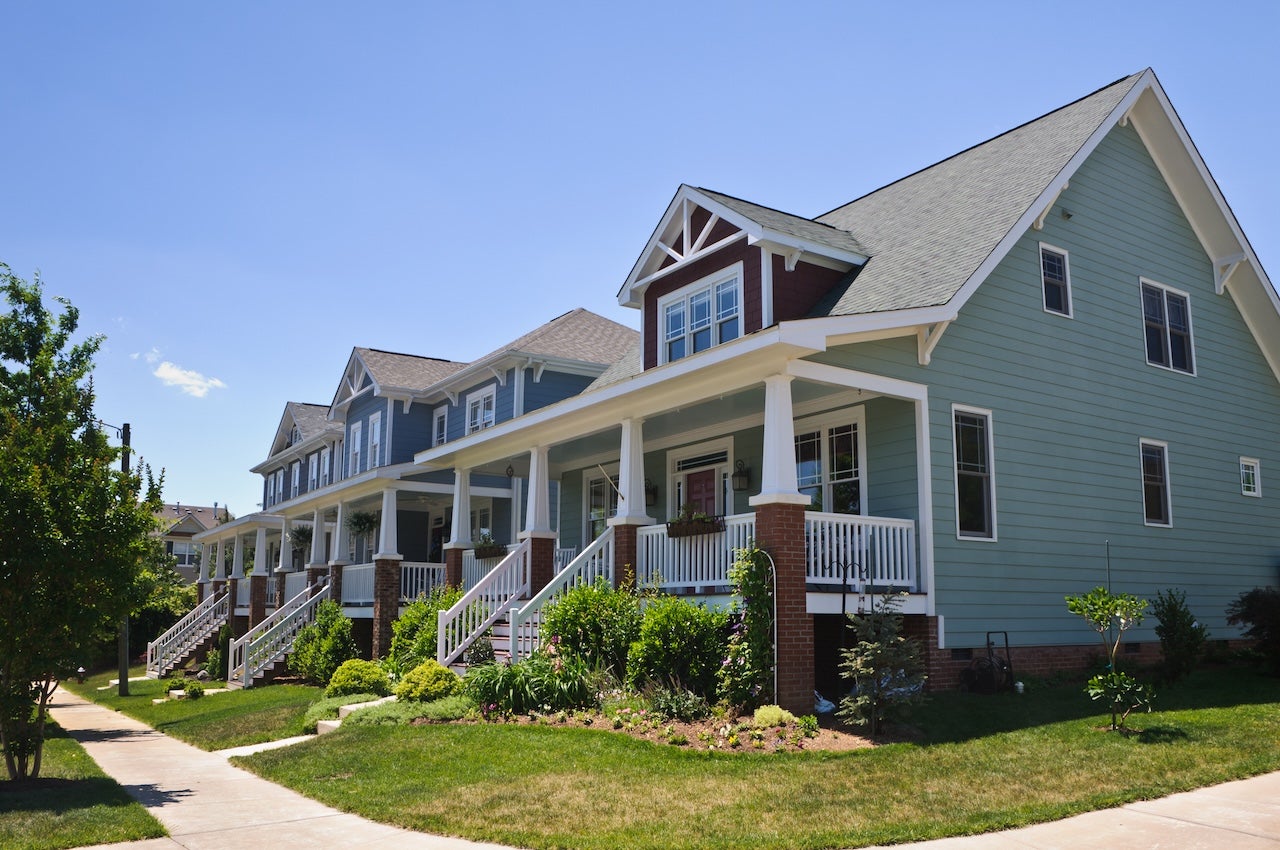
[505,464,514,479]
[731,460,751,492]
[644,478,657,507]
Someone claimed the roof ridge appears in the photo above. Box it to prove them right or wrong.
[358,346,462,364]
[696,186,857,237]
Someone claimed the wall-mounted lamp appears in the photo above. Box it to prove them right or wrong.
[731,460,751,492]
[644,478,658,507]
[505,464,514,480]
[1061,208,1073,220]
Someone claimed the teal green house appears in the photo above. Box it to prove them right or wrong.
[158,70,1278,714]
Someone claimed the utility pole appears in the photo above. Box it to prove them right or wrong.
[117,423,131,697]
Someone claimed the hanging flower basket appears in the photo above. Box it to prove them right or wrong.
[666,515,725,538]
[345,511,378,536]
[473,533,506,559]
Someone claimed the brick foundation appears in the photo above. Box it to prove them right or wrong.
[306,565,327,588]
[529,537,555,595]
[753,502,813,716]
[611,524,638,590]
[372,558,401,660]
[248,575,268,627]
[328,563,344,606]
[211,580,226,599]
[226,578,242,637]
[445,548,463,589]
[275,572,287,609]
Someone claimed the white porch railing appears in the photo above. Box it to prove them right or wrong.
[401,561,445,601]
[235,579,251,607]
[283,570,308,600]
[508,528,613,662]
[636,513,756,590]
[461,546,515,590]
[804,512,916,590]
[146,590,230,678]
[341,563,375,604]
[437,539,531,667]
[227,582,330,689]
[555,547,578,570]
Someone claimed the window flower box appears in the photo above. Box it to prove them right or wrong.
[666,515,725,538]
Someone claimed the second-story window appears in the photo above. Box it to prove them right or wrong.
[369,412,382,468]
[433,406,448,446]
[320,447,331,487]
[308,455,318,490]
[658,265,741,364]
[290,461,300,499]
[467,385,496,434]
[350,422,363,474]
[266,474,276,507]
[274,469,284,505]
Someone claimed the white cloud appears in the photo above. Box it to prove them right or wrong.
[130,347,162,364]
[153,362,227,398]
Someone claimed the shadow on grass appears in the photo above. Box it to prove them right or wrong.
[0,776,138,814]
[1135,725,1190,744]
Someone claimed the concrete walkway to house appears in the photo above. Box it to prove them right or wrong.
[50,685,1280,850]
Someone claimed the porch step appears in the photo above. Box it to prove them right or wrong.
[317,695,398,735]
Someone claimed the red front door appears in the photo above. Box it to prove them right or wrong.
[685,469,717,515]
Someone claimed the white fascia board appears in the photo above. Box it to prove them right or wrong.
[777,305,958,351]
[747,234,867,269]
[193,512,285,543]
[415,330,815,471]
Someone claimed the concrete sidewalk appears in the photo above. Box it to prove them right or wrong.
[50,685,1280,850]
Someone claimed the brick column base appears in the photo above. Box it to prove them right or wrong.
[212,580,226,599]
[529,537,555,595]
[275,572,287,609]
[753,502,813,715]
[307,565,327,588]
[445,548,463,589]
[248,575,268,627]
[328,563,345,606]
[196,583,207,604]
[226,579,243,637]
[610,524,638,590]
[372,558,402,660]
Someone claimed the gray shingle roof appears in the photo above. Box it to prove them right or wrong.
[287,402,333,440]
[356,348,467,391]
[697,187,869,258]
[815,73,1143,314]
[584,340,642,391]
[471,308,638,367]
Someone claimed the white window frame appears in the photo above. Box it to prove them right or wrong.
[952,404,997,541]
[433,406,448,447]
[349,422,363,475]
[1241,457,1261,498]
[656,262,744,365]
[1140,439,1172,527]
[274,469,284,506]
[308,454,318,491]
[1039,242,1072,318]
[319,447,331,487]
[1140,278,1196,375]
[290,461,300,499]
[266,474,276,507]
[793,409,868,516]
[466,384,497,434]
[582,465,620,542]
[368,411,382,469]
[665,437,734,519]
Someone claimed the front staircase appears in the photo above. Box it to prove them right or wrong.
[227,581,331,689]
[147,590,230,679]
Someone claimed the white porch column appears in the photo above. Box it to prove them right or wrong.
[253,526,268,574]
[376,488,401,558]
[613,418,654,525]
[749,373,810,507]
[230,533,245,579]
[277,517,293,573]
[521,446,556,538]
[310,508,327,565]
[445,467,472,550]
[213,539,226,580]
[197,543,211,587]
[331,501,349,565]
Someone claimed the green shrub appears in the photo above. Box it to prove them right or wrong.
[839,592,927,736]
[288,600,359,685]
[302,692,382,733]
[413,693,474,722]
[752,704,796,728]
[464,632,496,666]
[626,596,728,699]
[203,649,224,681]
[648,686,710,722]
[541,577,641,678]
[343,694,474,727]
[326,659,392,698]
[1226,587,1280,674]
[466,647,593,717]
[1153,588,1209,682]
[395,660,461,702]
[719,544,774,709]
[388,585,464,675]
[183,681,205,700]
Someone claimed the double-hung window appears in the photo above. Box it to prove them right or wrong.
[290,462,300,499]
[794,417,863,515]
[368,412,382,468]
[658,265,742,363]
[1240,457,1261,497]
[467,385,496,434]
[433,407,448,446]
[585,471,619,540]
[1142,280,1194,374]
[320,447,331,487]
[274,470,284,505]
[349,422,362,475]
[953,406,996,539]
[1040,244,1071,317]
[1141,440,1171,526]
[266,474,276,507]
[308,455,318,491]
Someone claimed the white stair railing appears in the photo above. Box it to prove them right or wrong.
[146,590,230,678]
[508,528,614,662]
[227,582,330,688]
[437,540,530,667]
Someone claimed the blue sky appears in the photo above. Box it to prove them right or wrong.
[2,2,1277,517]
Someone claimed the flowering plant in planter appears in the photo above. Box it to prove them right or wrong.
[666,504,725,538]
[472,531,506,559]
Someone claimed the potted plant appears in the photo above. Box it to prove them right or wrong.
[345,511,379,557]
[473,531,507,559]
[666,504,725,538]
[288,524,313,552]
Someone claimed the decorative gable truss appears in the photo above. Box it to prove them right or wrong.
[330,352,377,416]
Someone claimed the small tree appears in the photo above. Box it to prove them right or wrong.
[1226,587,1280,674]
[1065,586,1153,730]
[288,600,358,685]
[1152,588,1208,682]
[837,592,926,736]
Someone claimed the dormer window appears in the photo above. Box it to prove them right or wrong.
[658,264,741,364]
[289,425,301,446]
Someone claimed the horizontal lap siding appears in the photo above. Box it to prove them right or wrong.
[824,123,1280,649]
[523,369,595,414]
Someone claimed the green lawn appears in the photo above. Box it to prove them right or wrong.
[0,721,166,850]
[62,667,323,751]
[236,666,1280,850]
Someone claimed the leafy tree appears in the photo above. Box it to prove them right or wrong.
[0,265,163,780]
[1065,586,1153,730]
[1226,587,1280,674]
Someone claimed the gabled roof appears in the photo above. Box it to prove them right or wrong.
[157,503,228,534]
[330,348,467,414]
[468,308,638,368]
[264,401,338,460]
